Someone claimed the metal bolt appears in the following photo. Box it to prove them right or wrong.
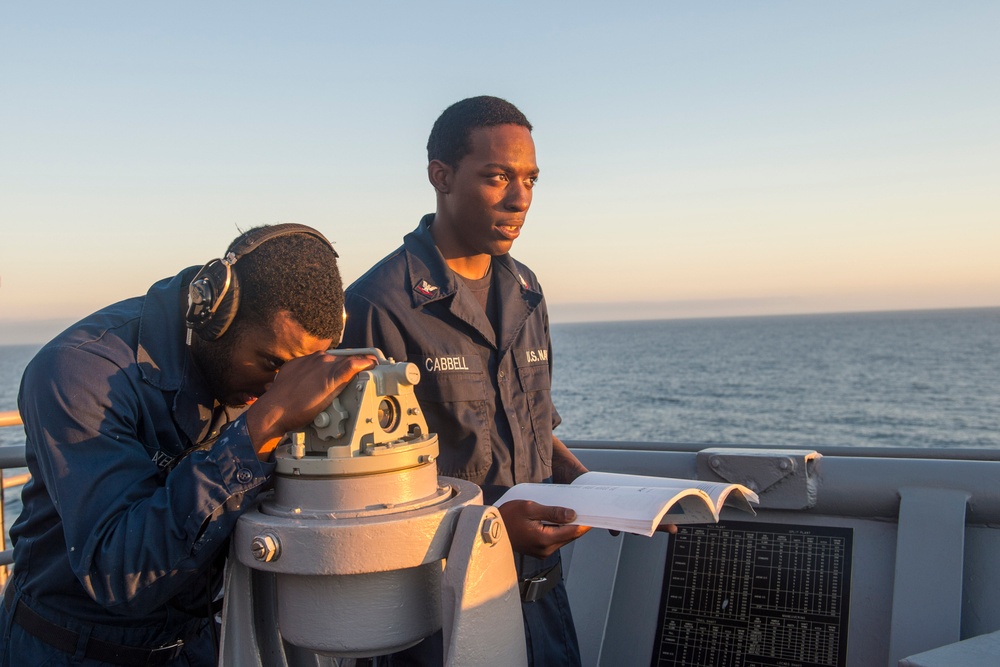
[779,460,790,471]
[250,533,281,562]
[710,457,721,469]
[291,432,306,459]
[481,517,503,545]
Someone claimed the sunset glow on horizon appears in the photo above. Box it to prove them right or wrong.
[1,2,998,343]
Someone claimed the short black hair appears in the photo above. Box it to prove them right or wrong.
[229,227,343,341]
[427,96,532,168]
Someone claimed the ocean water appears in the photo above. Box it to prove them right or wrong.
[1,308,998,449]
[2,308,998,545]
[549,307,1000,449]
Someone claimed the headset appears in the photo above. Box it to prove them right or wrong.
[185,223,337,342]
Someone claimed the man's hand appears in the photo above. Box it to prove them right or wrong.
[498,499,590,559]
[246,352,376,460]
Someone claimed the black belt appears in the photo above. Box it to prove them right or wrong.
[519,560,561,603]
[5,587,185,666]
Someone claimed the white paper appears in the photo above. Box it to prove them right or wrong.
[495,473,758,537]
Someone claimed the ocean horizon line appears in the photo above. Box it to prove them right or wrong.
[2,303,998,346]
[549,301,1000,326]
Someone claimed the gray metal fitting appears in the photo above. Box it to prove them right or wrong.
[250,533,281,562]
[696,447,822,510]
[481,517,503,545]
[290,432,306,460]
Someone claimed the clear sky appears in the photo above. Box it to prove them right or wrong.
[1,2,998,344]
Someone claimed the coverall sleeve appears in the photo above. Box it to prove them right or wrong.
[19,344,273,615]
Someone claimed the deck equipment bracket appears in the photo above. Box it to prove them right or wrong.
[695,448,821,509]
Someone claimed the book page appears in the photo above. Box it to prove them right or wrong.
[573,471,759,512]
[497,483,723,536]
[494,473,759,536]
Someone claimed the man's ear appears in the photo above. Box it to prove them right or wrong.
[428,159,453,194]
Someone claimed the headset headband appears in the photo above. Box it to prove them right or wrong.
[185,224,336,342]
[224,223,336,264]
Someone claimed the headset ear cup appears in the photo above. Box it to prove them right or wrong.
[185,259,235,341]
[199,270,240,341]
[186,223,335,342]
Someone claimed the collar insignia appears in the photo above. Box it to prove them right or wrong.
[415,279,439,297]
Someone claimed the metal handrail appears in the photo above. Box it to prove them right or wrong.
[0,411,22,428]
[1,410,27,587]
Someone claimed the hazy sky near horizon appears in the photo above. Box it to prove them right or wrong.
[2,2,998,344]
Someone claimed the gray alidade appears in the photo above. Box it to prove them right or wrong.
[220,348,527,666]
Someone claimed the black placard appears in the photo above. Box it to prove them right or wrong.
[651,521,853,667]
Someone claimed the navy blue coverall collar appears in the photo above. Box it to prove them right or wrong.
[403,213,543,353]
[136,267,226,449]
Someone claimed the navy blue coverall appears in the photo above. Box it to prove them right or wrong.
[0,268,274,666]
[342,214,581,666]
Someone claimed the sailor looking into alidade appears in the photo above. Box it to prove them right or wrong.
[0,226,377,666]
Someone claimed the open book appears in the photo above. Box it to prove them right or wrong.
[495,471,759,537]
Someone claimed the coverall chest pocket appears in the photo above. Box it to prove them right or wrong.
[414,356,492,478]
[515,356,555,467]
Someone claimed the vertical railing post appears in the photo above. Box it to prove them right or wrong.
[0,410,27,590]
